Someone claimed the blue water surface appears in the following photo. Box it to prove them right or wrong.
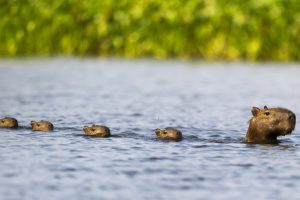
[0,59,300,200]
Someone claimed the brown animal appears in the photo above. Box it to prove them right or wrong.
[155,128,183,141]
[0,117,18,128]
[31,120,54,131]
[83,125,111,137]
[245,106,296,143]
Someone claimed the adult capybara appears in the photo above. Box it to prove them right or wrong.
[245,106,296,143]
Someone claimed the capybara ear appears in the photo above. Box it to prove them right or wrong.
[251,107,260,116]
[264,105,268,110]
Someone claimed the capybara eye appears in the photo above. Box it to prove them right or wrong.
[91,128,96,131]
[264,112,270,116]
[163,131,167,135]
[37,123,40,127]
[1,120,4,123]
[48,125,51,127]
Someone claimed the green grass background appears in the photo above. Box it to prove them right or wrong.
[1,0,300,60]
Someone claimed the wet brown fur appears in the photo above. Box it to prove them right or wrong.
[83,125,111,137]
[0,117,18,128]
[155,128,183,141]
[31,120,54,131]
[245,106,296,143]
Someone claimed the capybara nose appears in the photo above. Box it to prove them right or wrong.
[288,113,296,121]
[155,129,160,136]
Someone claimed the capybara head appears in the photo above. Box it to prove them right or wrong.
[83,125,111,137]
[31,120,54,131]
[245,106,296,143]
[0,117,18,128]
[155,128,183,141]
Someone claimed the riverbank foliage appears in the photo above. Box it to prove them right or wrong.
[1,0,300,60]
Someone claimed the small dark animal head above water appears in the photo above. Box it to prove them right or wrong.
[155,128,183,141]
[31,120,54,131]
[245,106,296,143]
[83,125,111,137]
[0,117,18,128]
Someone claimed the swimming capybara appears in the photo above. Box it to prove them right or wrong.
[31,120,54,131]
[0,117,18,128]
[245,106,296,143]
[83,125,111,137]
[155,128,183,141]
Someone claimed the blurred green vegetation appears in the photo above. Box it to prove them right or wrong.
[0,0,300,60]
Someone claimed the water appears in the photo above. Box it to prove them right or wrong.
[0,59,300,200]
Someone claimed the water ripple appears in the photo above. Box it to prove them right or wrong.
[0,59,300,200]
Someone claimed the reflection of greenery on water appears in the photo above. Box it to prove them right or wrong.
[1,0,300,60]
